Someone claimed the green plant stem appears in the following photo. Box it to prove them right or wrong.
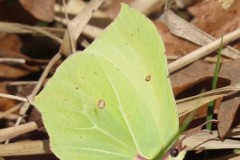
[206,37,223,130]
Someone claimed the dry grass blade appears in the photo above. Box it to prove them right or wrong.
[182,130,240,150]
[168,28,240,73]
[0,104,21,120]
[0,22,62,43]
[60,0,103,56]
[54,17,102,39]
[130,0,165,15]
[0,120,42,143]
[0,58,25,64]
[177,84,240,117]
[0,140,51,156]
[54,0,107,18]
[0,112,18,121]
[2,130,240,157]
[162,10,240,59]
[0,93,28,102]
[14,53,62,133]
[80,23,103,40]
[8,81,38,86]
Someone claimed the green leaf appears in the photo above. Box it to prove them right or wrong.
[35,4,179,160]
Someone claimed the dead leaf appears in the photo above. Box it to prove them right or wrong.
[0,1,36,25]
[161,10,240,59]
[217,60,240,138]
[0,34,41,79]
[171,60,216,95]
[188,0,240,50]
[0,34,32,79]
[168,28,240,73]
[0,82,17,111]
[171,58,240,137]
[154,21,198,56]
[218,93,240,139]
[19,0,55,22]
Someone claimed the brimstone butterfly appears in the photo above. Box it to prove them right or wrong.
[35,4,182,160]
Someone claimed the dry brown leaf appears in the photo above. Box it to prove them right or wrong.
[0,34,40,79]
[218,93,240,138]
[168,28,240,73]
[161,10,240,59]
[154,21,198,56]
[0,83,17,111]
[217,60,240,138]
[171,57,240,137]
[171,59,239,97]
[19,0,55,22]
[188,0,240,50]
[0,1,37,24]
[171,60,215,95]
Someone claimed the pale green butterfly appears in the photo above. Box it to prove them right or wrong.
[35,4,185,160]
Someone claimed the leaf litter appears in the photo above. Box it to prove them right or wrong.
[0,0,240,159]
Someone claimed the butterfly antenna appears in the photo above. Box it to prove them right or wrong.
[179,119,219,144]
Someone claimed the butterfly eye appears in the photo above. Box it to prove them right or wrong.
[170,148,179,157]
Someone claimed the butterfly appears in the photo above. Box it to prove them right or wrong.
[35,4,184,160]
